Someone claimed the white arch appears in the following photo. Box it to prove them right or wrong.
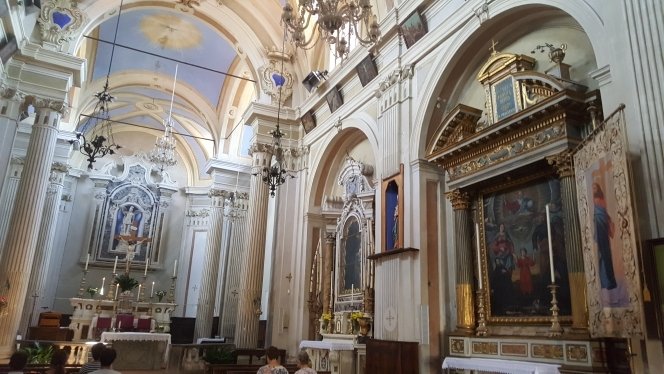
[410,0,606,161]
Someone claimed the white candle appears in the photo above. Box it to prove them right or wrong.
[151,281,155,298]
[173,260,178,277]
[114,286,118,300]
[137,285,142,301]
[475,223,483,289]
[112,256,118,274]
[100,277,105,293]
[85,253,90,271]
[144,258,149,276]
[546,204,555,284]
[351,283,354,297]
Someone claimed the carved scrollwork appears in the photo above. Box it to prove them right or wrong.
[547,150,574,178]
[260,50,293,104]
[38,0,86,46]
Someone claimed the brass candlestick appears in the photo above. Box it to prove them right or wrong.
[475,288,488,336]
[107,273,118,301]
[548,283,564,337]
[77,270,88,297]
[167,276,176,303]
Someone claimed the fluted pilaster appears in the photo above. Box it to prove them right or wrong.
[234,144,273,348]
[323,233,335,315]
[219,193,248,339]
[0,86,24,196]
[446,189,475,333]
[19,162,69,334]
[0,99,64,359]
[548,151,587,332]
[193,188,230,341]
[0,158,24,256]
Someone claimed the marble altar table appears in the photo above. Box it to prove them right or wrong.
[442,357,560,374]
[100,332,171,370]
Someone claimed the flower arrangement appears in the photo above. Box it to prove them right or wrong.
[86,287,98,298]
[350,311,364,321]
[155,290,166,302]
[321,312,332,321]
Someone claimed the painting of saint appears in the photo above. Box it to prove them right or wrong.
[483,177,571,319]
[342,217,362,292]
[585,160,629,308]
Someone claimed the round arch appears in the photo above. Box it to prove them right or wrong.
[411,1,606,161]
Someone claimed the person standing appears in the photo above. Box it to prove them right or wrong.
[295,350,317,374]
[256,346,288,374]
[90,348,121,374]
[79,343,105,374]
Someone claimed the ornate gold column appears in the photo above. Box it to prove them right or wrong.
[446,189,475,333]
[323,233,335,315]
[548,151,588,332]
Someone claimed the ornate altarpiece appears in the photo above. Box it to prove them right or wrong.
[427,49,611,369]
[86,158,177,268]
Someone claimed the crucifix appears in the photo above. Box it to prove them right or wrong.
[489,39,499,55]
[115,234,152,274]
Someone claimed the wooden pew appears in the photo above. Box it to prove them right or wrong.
[206,363,298,374]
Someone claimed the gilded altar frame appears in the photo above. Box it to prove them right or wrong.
[478,172,573,325]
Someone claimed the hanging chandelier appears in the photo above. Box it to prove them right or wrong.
[148,64,179,173]
[281,0,381,59]
[71,0,125,169]
[256,36,289,197]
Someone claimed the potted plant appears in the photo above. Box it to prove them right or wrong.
[203,345,235,369]
[114,274,139,292]
[21,343,54,364]
[86,287,98,299]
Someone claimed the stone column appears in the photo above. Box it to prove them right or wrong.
[220,193,248,340]
[0,98,64,359]
[193,188,230,341]
[446,189,475,333]
[548,151,588,332]
[0,158,24,256]
[0,86,24,195]
[322,233,335,315]
[19,162,69,334]
[234,144,273,348]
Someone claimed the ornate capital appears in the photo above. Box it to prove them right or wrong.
[547,151,574,178]
[38,0,86,46]
[208,188,231,199]
[378,64,414,93]
[51,161,71,174]
[446,189,471,210]
[325,232,336,243]
[249,143,273,156]
[186,209,210,217]
[32,97,67,115]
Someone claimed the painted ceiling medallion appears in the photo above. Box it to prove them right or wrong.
[140,13,202,50]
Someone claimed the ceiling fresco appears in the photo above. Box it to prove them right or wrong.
[91,7,237,107]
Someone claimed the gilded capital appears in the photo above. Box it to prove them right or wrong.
[446,189,471,210]
[547,151,574,178]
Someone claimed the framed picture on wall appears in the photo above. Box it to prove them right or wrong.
[326,86,343,113]
[400,9,427,49]
[301,110,316,134]
[478,173,573,324]
[355,54,378,87]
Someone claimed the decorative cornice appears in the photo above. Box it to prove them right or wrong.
[547,151,574,178]
[445,189,470,210]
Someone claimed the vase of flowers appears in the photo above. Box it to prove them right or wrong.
[86,287,98,299]
[155,290,166,302]
[350,311,363,335]
[321,312,332,333]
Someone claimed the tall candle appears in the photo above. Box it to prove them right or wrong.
[137,284,142,301]
[85,253,90,271]
[112,256,118,274]
[144,258,149,276]
[151,281,155,298]
[100,277,105,294]
[475,223,483,289]
[546,204,555,283]
[173,260,178,277]
[114,285,118,300]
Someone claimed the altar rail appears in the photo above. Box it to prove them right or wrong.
[16,339,110,366]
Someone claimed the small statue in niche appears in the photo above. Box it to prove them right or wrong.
[392,203,399,248]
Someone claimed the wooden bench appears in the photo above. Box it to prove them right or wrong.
[206,363,298,374]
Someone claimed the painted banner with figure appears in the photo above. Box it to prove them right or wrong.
[574,105,644,338]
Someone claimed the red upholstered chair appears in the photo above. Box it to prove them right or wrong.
[94,316,112,339]
[136,317,152,332]
[115,314,134,332]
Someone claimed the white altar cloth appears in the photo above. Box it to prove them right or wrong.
[442,357,560,374]
[299,340,355,351]
[101,332,171,368]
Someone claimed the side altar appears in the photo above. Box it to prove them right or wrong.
[68,297,176,341]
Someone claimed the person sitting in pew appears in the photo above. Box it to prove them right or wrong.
[295,350,316,374]
[256,346,287,374]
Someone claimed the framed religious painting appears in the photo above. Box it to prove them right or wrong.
[326,86,343,113]
[399,9,427,49]
[355,53,378,87]
[478,172,572,324]
[574,107,644,338]
[301,110,316,134]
